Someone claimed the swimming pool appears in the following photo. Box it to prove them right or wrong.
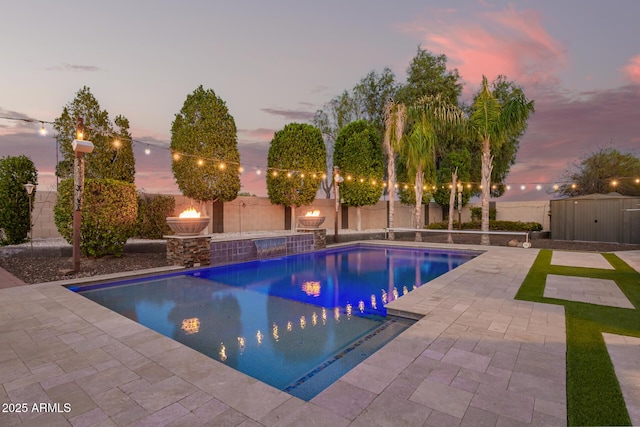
[73,244,476,400]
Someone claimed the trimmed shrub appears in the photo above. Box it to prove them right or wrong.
[54,178,138,257]
[0,155,38,245]
[427,220,542,232]
[470,206,497,221]
[135,193,175,239]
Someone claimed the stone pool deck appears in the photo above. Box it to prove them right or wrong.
[0,242,638,426]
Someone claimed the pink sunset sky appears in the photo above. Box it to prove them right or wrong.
[1,0,639,202]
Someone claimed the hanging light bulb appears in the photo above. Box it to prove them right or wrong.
[286,172,292,178]
[238,166,244,173]
[536,184,542,191]
[520,185,526,190]
[218,162,226,170]
[172,152,181,161]
[144,145,151,155]
[272,170,278,177]
[256,168,262,176]
[506,185,511,190]
[197,159,204,166]
[39,122,47,136]
[113,139,121,149]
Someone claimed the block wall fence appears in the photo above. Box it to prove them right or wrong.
[28,191,552,239]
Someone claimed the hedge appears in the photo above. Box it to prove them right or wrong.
[54,178,138,257]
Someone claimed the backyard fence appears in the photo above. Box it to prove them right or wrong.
[27,191,552,239]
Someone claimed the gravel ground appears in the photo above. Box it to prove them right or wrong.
[1,234,639,285]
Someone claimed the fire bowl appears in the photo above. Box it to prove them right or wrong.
[297,216,326,228]
[166,217,210,236]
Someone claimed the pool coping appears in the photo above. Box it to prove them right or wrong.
[0,241,582,425]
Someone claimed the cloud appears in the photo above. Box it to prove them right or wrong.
[622,55,640,83]
[396,5,567,88]
[261,108,315,121]
[45,63,101,72]
[0,108,44,134]
[501,83,640,201]
[237,128,275,142]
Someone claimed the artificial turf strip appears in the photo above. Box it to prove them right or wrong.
[515,249,640,426]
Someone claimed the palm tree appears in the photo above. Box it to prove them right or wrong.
[469,76,534,245]
[405,96,466,242]
[383,100,407,240]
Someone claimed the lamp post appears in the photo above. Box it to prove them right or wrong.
[71,118,94,272]
[23,182,35,256]
[333,166,344,243]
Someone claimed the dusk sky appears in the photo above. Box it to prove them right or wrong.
[1,0,639,202]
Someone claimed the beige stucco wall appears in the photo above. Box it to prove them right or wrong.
[468,201,551,231]
[28,191,551,239]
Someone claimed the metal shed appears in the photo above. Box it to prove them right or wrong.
[550,193,640,244]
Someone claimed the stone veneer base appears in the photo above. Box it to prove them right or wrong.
[166,235,211,268]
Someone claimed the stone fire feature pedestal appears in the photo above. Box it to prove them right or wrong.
[166,235,211,267]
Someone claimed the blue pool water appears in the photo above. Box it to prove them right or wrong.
[74,244,475,400]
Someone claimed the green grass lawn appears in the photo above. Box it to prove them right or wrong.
[515,249,640,426]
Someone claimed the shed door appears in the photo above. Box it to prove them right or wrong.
[572,200,621,243]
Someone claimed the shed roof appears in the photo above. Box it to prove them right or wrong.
[558,192,637,201]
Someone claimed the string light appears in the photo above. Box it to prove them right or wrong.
[2,115,639,194]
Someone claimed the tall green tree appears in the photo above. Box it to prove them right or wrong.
[469,76,534,245]
[383,101,407,240]
[313,68,398,197]
[266,123,326,221]
[0,155,38,245]
[333,120,384,230]
[557,147,640,197]
[53,86,135,183]
[396,47,463,106]
[171,86,241,208]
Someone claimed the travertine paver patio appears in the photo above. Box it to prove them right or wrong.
[603,333,640,427]
[6,243,634,426]
[550,250,615,269]
[543,274,635,308]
